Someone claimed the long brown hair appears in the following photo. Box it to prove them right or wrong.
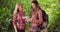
[31,0,42,11]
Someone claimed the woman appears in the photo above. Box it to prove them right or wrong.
[13,3,26,32]
[29,0,43,32]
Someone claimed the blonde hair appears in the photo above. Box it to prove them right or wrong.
[17,3,24,13]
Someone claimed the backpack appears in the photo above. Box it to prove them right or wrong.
[42,10,48,23]
[37,10,48,30]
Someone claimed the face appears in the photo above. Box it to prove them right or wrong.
[18,5,23,11]
[31,3,36,9]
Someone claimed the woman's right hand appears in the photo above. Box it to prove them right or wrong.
[23,16,30,22]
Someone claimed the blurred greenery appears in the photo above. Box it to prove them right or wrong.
[0,0,60,32]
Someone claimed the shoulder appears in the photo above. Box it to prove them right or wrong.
[38,9,42,14]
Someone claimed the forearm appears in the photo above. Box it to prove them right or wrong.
[13,24,17,32]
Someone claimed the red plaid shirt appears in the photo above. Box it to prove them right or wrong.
[13,11,25,30]
[30,10,43,32]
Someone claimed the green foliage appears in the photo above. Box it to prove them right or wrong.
[0,0,60,32]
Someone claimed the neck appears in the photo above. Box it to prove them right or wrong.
[19,10,23,12]
[33,8,39,12]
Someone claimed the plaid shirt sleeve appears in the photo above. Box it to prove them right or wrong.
[13,11,17,26]
[38,10,43,24]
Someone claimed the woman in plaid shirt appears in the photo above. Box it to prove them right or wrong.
[13,3,26,32]
[29,0,43,32]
